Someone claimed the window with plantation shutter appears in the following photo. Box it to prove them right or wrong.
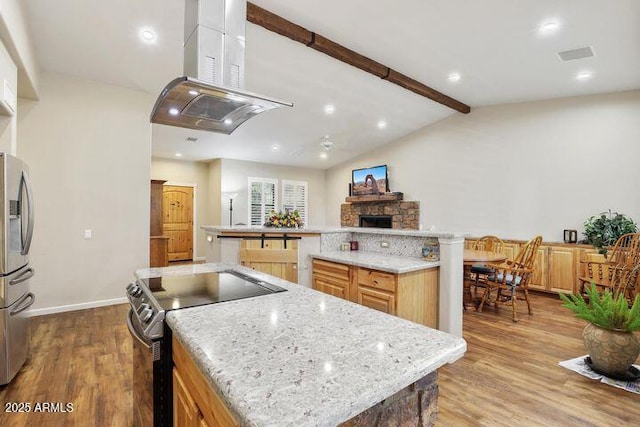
[248,177,278,226]
[282,180,308,226]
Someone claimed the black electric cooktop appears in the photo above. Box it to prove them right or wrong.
[140,270,287,311]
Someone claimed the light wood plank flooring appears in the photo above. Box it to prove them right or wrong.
[438,292,639,426]
[0,293,637,426]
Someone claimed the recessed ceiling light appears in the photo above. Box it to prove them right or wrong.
[576,71,593,81]
[377,120,387,129]
[188,90,199,96]
[175,153,182,157]
[539,21,560,33]
[271,144,280,151]
[319,152,328,159]
[168,108,179,116]
[224,118,233,125]
[324,104,335,115]
[139,28,156,43]
[448,72,461,82]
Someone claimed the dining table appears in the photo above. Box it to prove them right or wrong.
[463,249,508,310]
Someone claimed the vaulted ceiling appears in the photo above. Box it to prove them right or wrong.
[23,0,640,168]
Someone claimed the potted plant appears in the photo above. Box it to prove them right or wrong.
[583,210,637,255]
[559,283,640,378]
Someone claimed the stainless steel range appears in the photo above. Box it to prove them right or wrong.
[125,269,287,426]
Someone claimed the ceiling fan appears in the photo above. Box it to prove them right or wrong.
[289,135,352,157]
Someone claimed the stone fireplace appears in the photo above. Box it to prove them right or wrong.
[341,200,420,229]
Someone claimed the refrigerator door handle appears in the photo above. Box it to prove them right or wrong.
[21,170,35,256]
[10,292,35,316]
[9,268,35,286]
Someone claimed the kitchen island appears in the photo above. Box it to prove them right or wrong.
[137,263,466,427]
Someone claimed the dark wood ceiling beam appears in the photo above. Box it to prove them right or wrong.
[246,2,471,114]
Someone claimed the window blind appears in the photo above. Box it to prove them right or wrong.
[282,180,308,225]
[248,177,277,226]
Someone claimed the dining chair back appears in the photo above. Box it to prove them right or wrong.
[580,233,640,302]
[478,235,543,322]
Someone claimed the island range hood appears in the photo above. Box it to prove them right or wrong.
[151,0,292,134]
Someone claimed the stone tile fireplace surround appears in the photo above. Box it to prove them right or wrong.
[341,200,420,229]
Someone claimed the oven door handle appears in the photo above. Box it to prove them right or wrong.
[127,309,151,349]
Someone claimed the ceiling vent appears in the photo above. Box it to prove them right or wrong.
[556,46,595,62]
[186,137,198,143]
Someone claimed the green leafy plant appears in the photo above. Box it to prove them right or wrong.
[559,283,640,332]
[264,209,303,228]
[583,210,637,255]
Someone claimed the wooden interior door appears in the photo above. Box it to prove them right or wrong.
[163,185,194,262]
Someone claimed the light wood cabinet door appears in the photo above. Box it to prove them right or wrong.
[240,239,298,283]
[549,247,576,294]
[174,368,200,427]
[313,275,349,300]
[528,246,548,291]
[502,243,518,262]
[357,286,396,315]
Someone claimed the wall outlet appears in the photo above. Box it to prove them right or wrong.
[84,229,92,239]
[380,241,389,248]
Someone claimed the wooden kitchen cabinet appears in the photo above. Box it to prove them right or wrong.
[240,239,298,283]
[174,368,203,427]
[312,260,438,328]
[173,337,238,427]
[312,259,351,300]
[357,285,396,315]
[527,245,576,294]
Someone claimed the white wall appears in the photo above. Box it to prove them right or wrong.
[0,0,39,99]
[220,158,326,226]
[326,90,640,242]
[0,37,16,154]
[151,157,213,259]
[17,72,152,313]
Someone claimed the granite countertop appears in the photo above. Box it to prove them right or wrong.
[310,251,439,274]
[141,263,466,427]
[202,225,469,239]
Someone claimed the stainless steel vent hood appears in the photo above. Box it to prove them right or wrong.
[151,0,292,134]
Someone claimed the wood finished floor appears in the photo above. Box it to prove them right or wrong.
[0,293,637,426]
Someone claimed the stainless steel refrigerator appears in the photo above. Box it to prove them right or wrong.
[0,153,35,385]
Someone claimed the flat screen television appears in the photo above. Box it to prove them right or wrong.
[351,164,389,196]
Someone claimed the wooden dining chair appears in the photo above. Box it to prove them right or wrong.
[478,235,543,322]
[469,236,505,296]
[579,233,640,302]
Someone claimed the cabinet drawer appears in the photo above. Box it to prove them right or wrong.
[313,259,350,281]
[358,268,396,292]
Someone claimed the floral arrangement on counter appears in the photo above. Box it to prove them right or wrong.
[264,209,303,228]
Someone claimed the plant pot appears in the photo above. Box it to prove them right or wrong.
[582,323,640,377]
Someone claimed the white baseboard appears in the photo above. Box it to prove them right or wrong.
[27,296,129,317]
[193,256,206,261]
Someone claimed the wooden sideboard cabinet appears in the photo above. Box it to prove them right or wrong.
[173,337,238,427]
[312,259,438,328]
[465,237,599,295]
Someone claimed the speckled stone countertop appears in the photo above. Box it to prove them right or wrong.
[310,251,439,273]
[201,225,469,239]
[138,263,466,427]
